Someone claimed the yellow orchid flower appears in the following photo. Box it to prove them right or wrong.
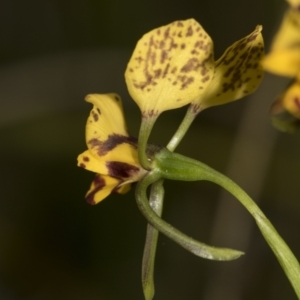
[262,5,300,77]
[262,0,300,120]
[125,18,214,116]
[77,93,147,204]
[194,25,264,110]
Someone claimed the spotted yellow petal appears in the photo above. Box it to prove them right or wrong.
[282,81,300,118]
[85,93,128,144]
[84,93,141,168]
[262,9,300,77]
[85,174,121,204]
[125,19,214,116]
[196,25,264,109]
[78,150,104,173]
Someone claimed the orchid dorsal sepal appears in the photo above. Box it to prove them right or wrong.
[136,170,244,261]
[125,18,214,116]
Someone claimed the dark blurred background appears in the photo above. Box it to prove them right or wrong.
[1,0,300,299]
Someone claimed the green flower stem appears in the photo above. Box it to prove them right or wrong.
[136,171,244,261]
[155,148,300,299]
[142,179,164,300]
[138,116,158,170]
[167,104,199,152]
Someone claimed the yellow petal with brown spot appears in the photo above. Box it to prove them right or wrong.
[125,19,214,116]
[85,174,121,204]
[197,25,264,109]
[84,93,140,167]
[262,9,300,77]
[282,81,300,118]
[77,149,105,173]
[85,93,128,144]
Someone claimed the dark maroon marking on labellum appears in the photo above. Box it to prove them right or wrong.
[79,163,86,168]
[106,161,140,179]
[83,156,90,162]
[99,134,138,156]
[86,175,106,205]
[96,108,101,114]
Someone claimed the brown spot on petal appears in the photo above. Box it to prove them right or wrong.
[79,163,86,168]
[83,156,90,162]
[106,161,140,179]
[92,111,99,122]
[186,26,193,37]
[88,134,138,156]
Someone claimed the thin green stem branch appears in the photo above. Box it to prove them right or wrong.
[167,105,199,152]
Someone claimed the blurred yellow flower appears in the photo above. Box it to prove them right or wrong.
[262,0,300,119]
[262,5,300,76]
[77,94,146,204]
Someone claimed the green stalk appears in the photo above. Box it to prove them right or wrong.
[138,116,158,170]
[167,104,199,152]
[154,148,300,299]
[142,179,164,300]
